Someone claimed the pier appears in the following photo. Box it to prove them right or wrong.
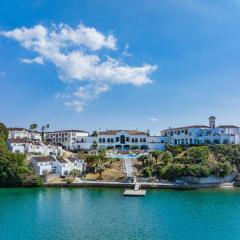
[123,182,146,196]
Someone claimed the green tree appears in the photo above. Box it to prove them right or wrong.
[70,169,81,178]
[91,140,98,150]
[85,155,99,167]
[92,131,98,137]
[165,144,183,157]
[96,164,105,178]
[161,151,173,164]
[29,123,38,132]
[143,167,152,177]
[0,123,8,141]
[151,150,162,163]
[41,124,50,140]
[138,155,153,167]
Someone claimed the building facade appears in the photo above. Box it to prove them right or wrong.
[45,130,89,150]
[161,116,240,146]
[7,139,63,156]
[8,127,41,141]
[30,156,85,176]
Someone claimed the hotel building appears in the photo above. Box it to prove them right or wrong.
[161,116,240,145]
[45,130,89,150]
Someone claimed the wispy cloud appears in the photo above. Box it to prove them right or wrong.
[0,23,156,112]
[21,56,44,65]
[149,117,159,122]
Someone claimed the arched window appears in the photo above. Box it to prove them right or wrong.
[120,135,126,144]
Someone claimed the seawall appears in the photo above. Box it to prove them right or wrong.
[43,181,236,190]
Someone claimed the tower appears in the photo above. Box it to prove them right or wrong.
[209,116,216,128]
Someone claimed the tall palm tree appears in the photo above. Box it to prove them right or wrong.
[29,123,38,132]
[41,124,50,141]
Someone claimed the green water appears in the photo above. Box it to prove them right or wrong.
[1,188,240,240]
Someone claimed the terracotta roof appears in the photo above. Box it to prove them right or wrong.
[56,157,68,163]
[68,156,83,162]
[8,139,32,144]
[161,125,210,132]
[8,127,28,132]
[217,125,239,128]
[99,130,146,135]
[46,130,88,134]
[32,156,55,162]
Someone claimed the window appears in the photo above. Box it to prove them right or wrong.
[116,137,119,142]
[111,138,114,143]
[181,130,184,133]
[126,137,129,142]
[103,138,105,143]
[178,130,180,135]
[99,138,102,143]
[185,129,188,134]
[143,138,146,142]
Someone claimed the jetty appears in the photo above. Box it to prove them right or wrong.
[123,182,146,196]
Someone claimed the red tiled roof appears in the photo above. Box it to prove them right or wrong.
[217,125,239,128]
[46,130,88,134]
[161,125,210,132]
[56,157,68,163]
[99,130,146,135]
[32,156,55,162]
[8,127,28,132]
[8,139,32,144]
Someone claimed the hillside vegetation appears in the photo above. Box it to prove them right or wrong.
[138,145,239,180]
[0,123,42,187]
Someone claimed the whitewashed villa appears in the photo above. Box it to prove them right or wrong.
[8,127,41,141]
[7,139,63,156]
[30,155,86,177]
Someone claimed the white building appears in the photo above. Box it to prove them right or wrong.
[7,139,63,156]
[8,127,41,141]
[161,116,240,146]
[30,156,55,176]
[98,130,150,150]
[73,136,98,151]
[147,136,166,151]
[45,130,89,150]
[30,155,85,176]
[73,130,168,151]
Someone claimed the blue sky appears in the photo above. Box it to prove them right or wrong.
[1,0,240,134]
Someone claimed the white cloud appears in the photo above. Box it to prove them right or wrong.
[0,23,157,112]
[64,83,110,112]
[21,56,44,65]
[149,118,159,122]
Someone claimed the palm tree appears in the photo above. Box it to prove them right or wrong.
[151,150,162,163]
[96,164,105,179]
[29,123,38,132]
[41,124,50,141]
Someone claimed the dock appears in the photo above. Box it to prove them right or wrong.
[123,183,146,196]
